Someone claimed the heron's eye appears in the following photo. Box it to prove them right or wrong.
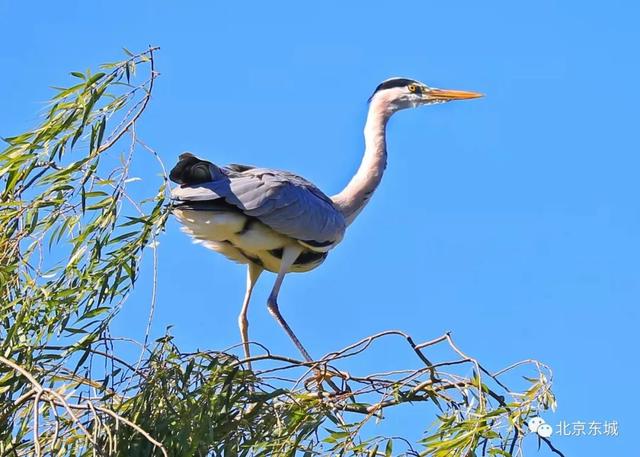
[407,84,417,93]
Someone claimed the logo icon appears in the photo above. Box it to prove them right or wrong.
[528,416,553,438]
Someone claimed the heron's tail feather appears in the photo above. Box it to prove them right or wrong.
[169,152,224,186]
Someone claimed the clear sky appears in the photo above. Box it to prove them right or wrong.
[1,1,638,455]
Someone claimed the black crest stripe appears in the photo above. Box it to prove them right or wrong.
[369,78,419,101]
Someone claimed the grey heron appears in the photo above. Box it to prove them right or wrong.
[169,77,481,365]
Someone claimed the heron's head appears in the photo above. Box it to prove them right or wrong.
[369,77,482,113]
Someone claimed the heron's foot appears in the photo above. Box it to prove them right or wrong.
[304,364,351,396]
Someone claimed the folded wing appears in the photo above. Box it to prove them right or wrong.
[172,165,346,249]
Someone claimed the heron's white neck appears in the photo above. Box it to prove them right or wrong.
[332,97,393,225]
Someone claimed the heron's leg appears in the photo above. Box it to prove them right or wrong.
[266,245,314,362]
[239,263,263,369]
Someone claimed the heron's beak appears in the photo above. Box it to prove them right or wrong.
[425,88,484,101]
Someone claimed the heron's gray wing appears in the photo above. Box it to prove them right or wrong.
[226,163,256,173]
[171,167,346,245]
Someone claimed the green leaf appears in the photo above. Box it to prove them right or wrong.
[80,306,110,320]
[85,72,105,87]
[384,439,393,457]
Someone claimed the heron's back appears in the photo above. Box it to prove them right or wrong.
[170,154,345,271]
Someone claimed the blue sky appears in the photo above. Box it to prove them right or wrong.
[2,1,638,455]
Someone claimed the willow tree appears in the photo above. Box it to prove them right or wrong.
[0,48,563,457]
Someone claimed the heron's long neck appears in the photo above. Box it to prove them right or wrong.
[332,100,391,225]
